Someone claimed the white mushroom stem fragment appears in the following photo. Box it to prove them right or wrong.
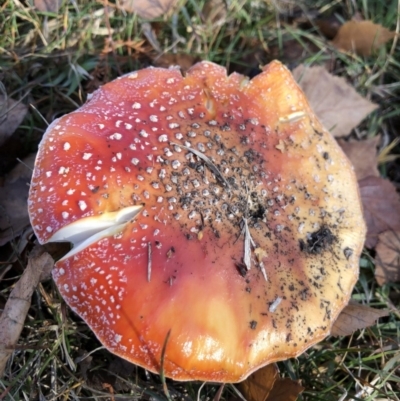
[50,205,142,260]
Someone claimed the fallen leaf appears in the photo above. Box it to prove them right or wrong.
[332,20,395,57]
[375,230,400,285]
[293,65,378,137]
[118,0,178,19]
[34,0,62,12]
[153,53,199,72]
[0,96,28,147]
[202,0,227,26]
[0,246,53,376]
[358,176,400,248]
[238,364,279,401]
[337,136,380,180]
[266,378,304,401]
[331,301,389,336]
[0,154,35,246]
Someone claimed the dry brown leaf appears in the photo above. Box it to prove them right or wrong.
[358,176,400,248]
[266,377,304,401]
[34,0,62,12]
[293,65,378,137]
[331,301,389,336]
[332,20,395,57]
[202,0,227,26]
[337,136,380,180]
[0,96,28,147]
[375,230,400,285]
[0,154,36,246]
[238,364,279,401]
[118,0,178,19]
[0,246,53,376]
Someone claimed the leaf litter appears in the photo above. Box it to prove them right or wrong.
[358,176,400,249]
[331,301,389,336]
[0,154,36,246]
[375,230,400,285]
[337,136,380,180]
[237,363,304,401]
[0,95,28,147]
[332,20,395,57]
[293,64,378,137]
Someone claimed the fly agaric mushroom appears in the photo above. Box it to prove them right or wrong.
[28,61,366,383]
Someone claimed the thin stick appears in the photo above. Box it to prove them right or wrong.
[147,242,152,282]
[159,330,172,401]
[171,142,230,189]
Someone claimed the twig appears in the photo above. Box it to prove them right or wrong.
[171,142,231,189]
[159,330,172,401]
[147,242,152,282]
[0,246,53,376]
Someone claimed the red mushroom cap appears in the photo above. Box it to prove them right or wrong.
[28,61,366,382]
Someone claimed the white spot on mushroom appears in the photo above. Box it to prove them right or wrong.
[158,134,168,142]
[83,153,92,160]
[172,160,181,169]
[46,171,52,177]
[46,226,53,233]
[78,200,87,211]
[66,189,75,195]
[59,166,69,175]
[132,102,141,109]
[62,211,69,219]
[63,142,71,151]
[110,133,122,140]
[131,158,139,165]
[150,115,158,122]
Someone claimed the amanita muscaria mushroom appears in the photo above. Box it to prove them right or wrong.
[28,61,366,382]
